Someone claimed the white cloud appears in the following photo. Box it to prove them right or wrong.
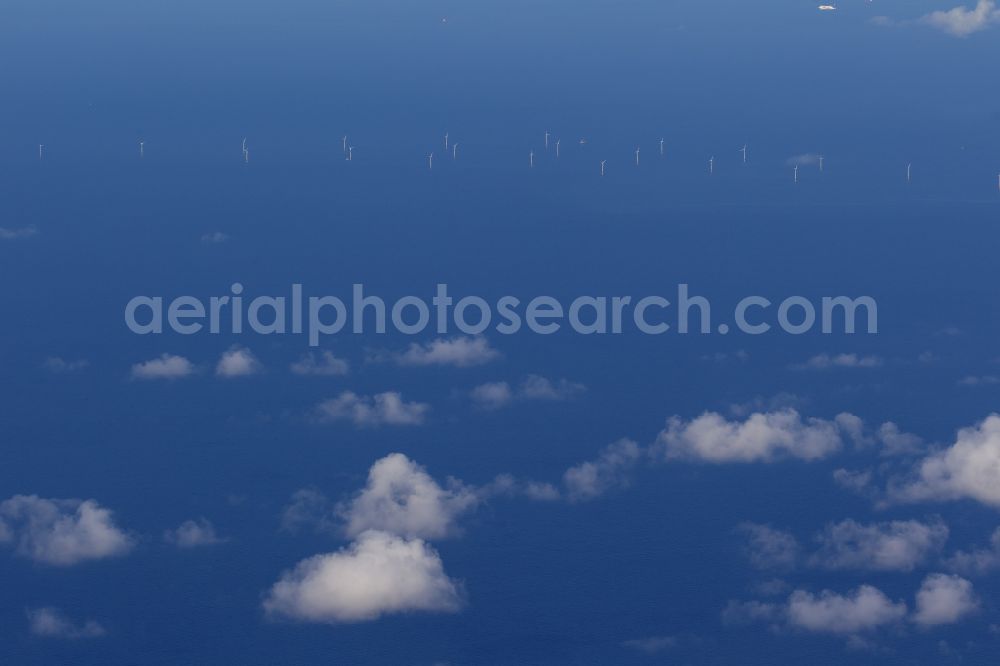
[652,409,850,463]
[946,528,1000,575]
[794,353,883,370]
[0,226,37,240]
[913,574,978,626]
[395,336,500,368]
[42,357,89,374]
[890,414,1000,508]
[921,0,1000,37]
[280,489,336,534]
[215,346,262,378]
[957,375,1000,387]
[471,375,586,410]
[340,454,478,540]
[315,392,429,427]
[786,586,908,634]
[876,422,925,457]
[562,439,642,501]
[290,351,349,376]
[130,354,195,380]
[786,153,823,167]
[811,519,948,572]
[262,530,462,623]
[622,636,676,654]
[833,468,875,495]
[0,495,133,566]
[164,518,226,548]
[470,382,514,410]
[519,374,586,401]
[739,523,800,571]
[27,608,106,639]
[200,231,229,243]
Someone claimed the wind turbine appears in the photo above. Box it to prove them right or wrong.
[600,160,606,177]
[907,163,912,183]
[444,133,449,151]
[555,139,560,158]
[660,138,665,157]
[635,147,640,167]
[139,139,144,159]
[347,146,354,161]
[794,165,799,183]
[428,153,434,170]
[529,150,535,169]
[453,143,458,160]
[544,132,550,151]
[38,144,43,160]
[740,144,747,164]
[709,156,714,174]
[819,155,824,172]
[342,136,348,153]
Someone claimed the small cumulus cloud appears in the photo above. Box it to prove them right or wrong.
[0,495,133,566]
[651,409,852,464]
[945,528,1000,576]
[0,226,38,240]
[913,574,978,626]
[290,351,350,376]
[163,518,226,548]
[562,439,642,502]
[215,346,262,378]
[470,375,585,410]
[888,414,1000,508]
[393,336,500,368]
[921,0,1000,37]
[27,608,106,639]
[810,519,949,572]
[792,353,884,370]
[130,354,196,380]
[340,453,479,540]
[314,391,429,427]
[262,530,463,624]
[957,374,1000,387]
[739,523,800,571]
[622,635,676,654]
[200,231,229,243]
[42,357,89,374]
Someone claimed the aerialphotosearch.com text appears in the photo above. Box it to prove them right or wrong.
[124,283,878,346]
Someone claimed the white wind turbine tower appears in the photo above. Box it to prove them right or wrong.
[529,149,535,168]
[38,144,43,160]
[342,136,347,153]
[635,147,640,167]
[819,155,824,172]
[555,139,560,158]
[452,143,458,160]
[660,138,665,157]
[600,160,606,177]
[444,133,449,151]
[347,146,354,161]
[709,156,714,174]
[544,131,550,151]
[428,153,434,170]
[907,163,912,183]
[740,144,747,164]
[794,165,799,183]
[139,139,144,159]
